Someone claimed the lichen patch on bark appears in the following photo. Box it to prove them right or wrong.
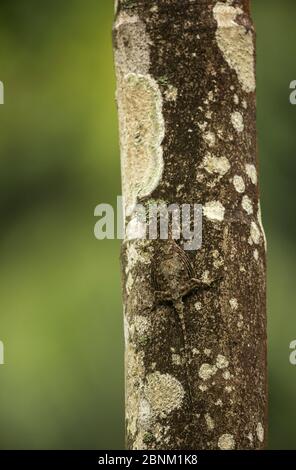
[202,154,230,177]
[144,372,185,418]
[114,11,165,215]
[114,12,150,75]
[203,201,225,222]
[233,175,245,193]
[117,73,164,216]
[245,163,257,185]
[242,194,253,215]
[218,433,235,450]
[213,2,255,93]
[231,111,244,133]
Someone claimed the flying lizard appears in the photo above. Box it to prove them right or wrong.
[152,235,217,407]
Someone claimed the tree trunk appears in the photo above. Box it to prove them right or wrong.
[113,0,267,450]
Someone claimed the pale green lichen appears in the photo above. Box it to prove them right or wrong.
[245,163,257,185]
[233,175,245,193]
[202,154,230,177]
[115,13,165,216]
[203,131,216,147]
[203,201,225,222]
[218,433,235,450]
[231,111,244,133]
[199,363,218,381]
[118,73,165,216]
[114,13,150,75]
[144,372,185,417]
[242,195,253,215]
[164,85,178,102]
[205,413,215,430]
[216,355,229,369]
[249,221,261,245]
[213,3,255,93]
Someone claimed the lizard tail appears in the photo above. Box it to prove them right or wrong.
[174,300,193,409]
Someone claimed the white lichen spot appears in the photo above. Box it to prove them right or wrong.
[234,94,239,105]
[218,434,235,450]
[208,90,214,101]
[204,348,212,357]
[192,348,200,356]
[199,384,208,392]
[194,302,202,311]
[213,255,224,269]
[204,201,225,222]
[150,5,158,13]
[202,154,230,177]
[223,370,231,380]
[229,298,238,310]
[172,353,182,366]
[199,363,217,381]
[245,163,257,185]
[215,399,223,406]
[213,3,255,93]
[118,73,164,216]
[256,422,264,443]
[216,355,229,369]
[203,131,216,147]
[233,175,245,193]
[134,315,151,336]
[198,121,208,132]
[205,414,215,430]
[242,195,253,215]
[253,249,259,261]
[144,372,185,417]
[231,111,244,133]
[225,385,233,393]
[250,221,261,245]
[164,85,178,102]
[201,271,212,285]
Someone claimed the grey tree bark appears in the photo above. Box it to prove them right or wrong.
[113,0,267,450]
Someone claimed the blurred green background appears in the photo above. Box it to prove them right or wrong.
[0,0,295,449]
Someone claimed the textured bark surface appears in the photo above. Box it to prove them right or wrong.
[113,0,267,450]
